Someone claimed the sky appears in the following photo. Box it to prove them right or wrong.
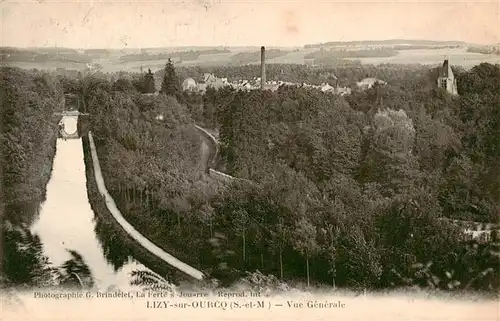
[1,0,499,48]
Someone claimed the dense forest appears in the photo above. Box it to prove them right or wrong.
[199,63,499,290]
[119,49,231,63]
[209,63,500,224]
[0,67,64,224]
[229,50,289,65]
[82,61,499,292]
[393,45,462,50]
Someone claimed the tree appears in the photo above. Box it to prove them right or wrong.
[2,221,55,287]
[160,58,181,98]
[275,217,287,279]
[144,69,156,94]
[203,87,217,128]
[320,223,340,288]
[233,209,249,267]
[112,77,136,93]
[130,269,176,292]
[292,217,319,288]
[56,250,94,289]
[336,225,383,289]
[358,108,421,196]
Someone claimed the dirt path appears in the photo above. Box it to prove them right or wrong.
[194,125,219,169]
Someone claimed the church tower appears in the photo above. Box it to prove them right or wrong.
[437,59,458,96]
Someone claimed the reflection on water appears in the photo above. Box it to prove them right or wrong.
[30,116,152,290]
[93,213,130,272]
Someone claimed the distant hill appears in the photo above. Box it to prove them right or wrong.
[229,49,289,65]
[0,47,92,63]
[25,47,80,55]
[119,49,231,63]
[304,39,469,49]
[305,48,398,59]
[139,46,230,54]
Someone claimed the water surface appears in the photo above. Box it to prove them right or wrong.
[31,116,150,290]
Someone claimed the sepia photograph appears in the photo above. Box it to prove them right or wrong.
[1,1,499,320]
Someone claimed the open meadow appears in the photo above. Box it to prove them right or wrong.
[349,47,500,68]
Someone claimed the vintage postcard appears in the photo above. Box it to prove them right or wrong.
[1,0,499,320]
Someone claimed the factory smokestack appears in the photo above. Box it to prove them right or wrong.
[260,46,266,90]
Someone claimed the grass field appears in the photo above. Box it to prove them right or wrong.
[264,48,317,64]
[104,47,499,70]
[349,47,500,68]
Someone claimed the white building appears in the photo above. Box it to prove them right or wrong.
[182,77,197,91]
[356,77,387,90]
[321,83,335,93]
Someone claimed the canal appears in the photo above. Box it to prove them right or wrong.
[29,116,154,290]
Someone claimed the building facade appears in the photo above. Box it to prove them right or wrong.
[182,77,197,91]
[437,59,458,95]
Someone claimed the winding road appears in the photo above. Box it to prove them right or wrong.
[194,125,238,181]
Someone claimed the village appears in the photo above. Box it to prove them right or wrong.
[179,47,458,97]
[180,47,372,95]
[181,71,356,95]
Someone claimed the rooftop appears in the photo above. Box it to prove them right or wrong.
[439,59,454,78]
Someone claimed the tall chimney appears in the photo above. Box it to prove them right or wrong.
[260,46,266,90]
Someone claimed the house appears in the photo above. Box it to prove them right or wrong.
[182,77,197,91]
[240,82,252,91]
[439,218,499,244]
[336,86,352,96]
[197,82,208,92]
[321,83,335,93]
[356,77,387,90]
[203,73,227,89]
[268,84,280,91]
[204,73,216,83]
[437,59,458,95]
[85,63,98,71]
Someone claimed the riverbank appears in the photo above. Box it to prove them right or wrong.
[4,120,60,225]
[1,66,64,287]
[81,133,205,285]
[0,121,57,287]
[37,120,60,206]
